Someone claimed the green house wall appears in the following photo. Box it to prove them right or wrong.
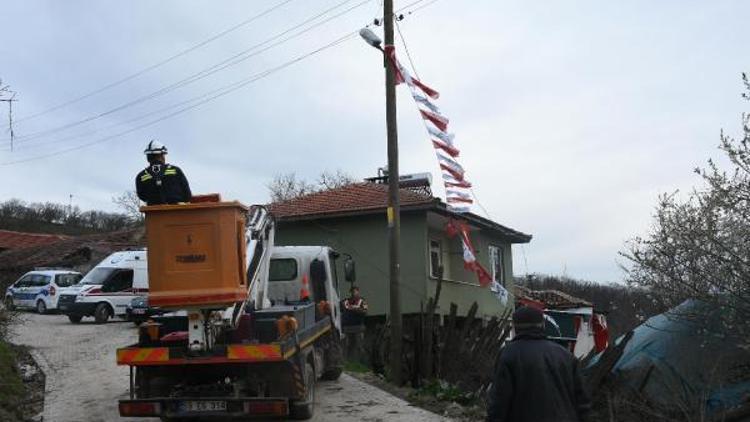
[275,211,516,319]
[275,211,428,315]
[426,228,515,318]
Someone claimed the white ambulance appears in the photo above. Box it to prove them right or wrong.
[57,250,148,324]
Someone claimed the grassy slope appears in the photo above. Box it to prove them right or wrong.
[0,217,102,236]
[0,341,24,421]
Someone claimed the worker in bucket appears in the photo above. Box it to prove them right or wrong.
[486,306,591,422]
[136,140,192,206]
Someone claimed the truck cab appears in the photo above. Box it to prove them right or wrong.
[268,246,343,333]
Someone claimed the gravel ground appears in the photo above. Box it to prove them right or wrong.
[11,312,449,422]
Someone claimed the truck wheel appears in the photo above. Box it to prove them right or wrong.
[68,314,83,323]
[4,297,14,311]
[290,363,315,420]
[36,300,47,314]
[322,340,344,380]
[321,366,343,381]
[94,303,112,324]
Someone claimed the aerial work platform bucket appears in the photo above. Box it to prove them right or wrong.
[142,199,249,310]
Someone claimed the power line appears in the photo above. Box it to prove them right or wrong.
[405,0,441,14]
[9,1,362,152]
[0,31,359,166]
[2,84,227,152]
[6,0,379,153]
[361,0,430,29]
[1,0,446,163]
[13,0,369,145]
[15,0,297,124]
[395,20,420,80]
[470,189,494,221]
[14,0,432,149]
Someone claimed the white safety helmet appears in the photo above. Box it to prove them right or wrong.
[144,139,168,155]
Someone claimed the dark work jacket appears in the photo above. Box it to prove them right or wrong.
[135,163,192,206]
[486,330,591,422]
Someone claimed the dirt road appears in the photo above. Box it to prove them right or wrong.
[11,312,448,422]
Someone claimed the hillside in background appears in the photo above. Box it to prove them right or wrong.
[0,199,136,236]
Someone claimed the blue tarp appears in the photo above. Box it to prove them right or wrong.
[611,299,750,413]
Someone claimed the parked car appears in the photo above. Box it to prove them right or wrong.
[58,250,148,324]
[125,295,164,326]
[4,269,83,314]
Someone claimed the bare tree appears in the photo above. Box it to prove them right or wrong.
[621,74,750,343]
[317,169,356,191]
[268,170,355,202]
[113,190,144,222]
[0,198,133,233]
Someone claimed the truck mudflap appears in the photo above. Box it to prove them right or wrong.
[117,317,332,366]
[119,397,289,418]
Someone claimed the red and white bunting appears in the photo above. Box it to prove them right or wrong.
[432,139,460,157]
[385,46,473,213]
[445,219,492,287]
[386,45,505,293]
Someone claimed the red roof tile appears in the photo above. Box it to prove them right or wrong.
[0,230,70,250]
[268,182,532,243]
[268,182,434,219]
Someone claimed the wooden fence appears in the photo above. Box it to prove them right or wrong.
[365,268,512,393]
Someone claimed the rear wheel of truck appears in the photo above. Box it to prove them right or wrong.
[94,303,112,324]
[290,363,315,420]
[67,314,83,323]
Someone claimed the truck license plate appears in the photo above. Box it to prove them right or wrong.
[132,308,146,314]
[181,400,227,412]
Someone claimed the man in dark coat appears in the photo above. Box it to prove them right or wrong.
[486,306,591,422]
[135,140,192,206]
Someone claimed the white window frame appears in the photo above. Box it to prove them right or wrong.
[429,238,443,278]
[488,244,505,286]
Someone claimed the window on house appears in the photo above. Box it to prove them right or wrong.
[488,245,504,285]
[429,239,442,278]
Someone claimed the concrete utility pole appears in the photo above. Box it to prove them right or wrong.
[383,0,403,385]
[0,80,17,151]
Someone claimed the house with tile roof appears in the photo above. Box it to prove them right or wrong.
[269,181,532,318]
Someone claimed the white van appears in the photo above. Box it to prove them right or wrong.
[57,250,148,324]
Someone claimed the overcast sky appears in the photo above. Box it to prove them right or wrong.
[1,1,748,283]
